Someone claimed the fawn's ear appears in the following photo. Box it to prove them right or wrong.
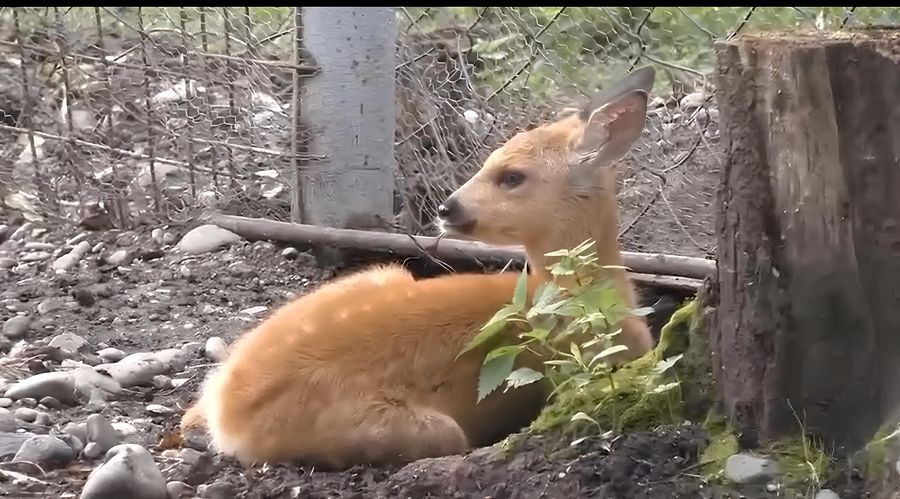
[578,89,651,167]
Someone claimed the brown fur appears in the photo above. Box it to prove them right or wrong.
[181,67,657,469]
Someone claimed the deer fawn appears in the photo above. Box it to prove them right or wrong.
[180,66,657,470]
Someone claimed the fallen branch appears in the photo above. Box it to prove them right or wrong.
[209,214,713,291]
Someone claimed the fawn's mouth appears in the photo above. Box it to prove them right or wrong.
[437,218,477,236]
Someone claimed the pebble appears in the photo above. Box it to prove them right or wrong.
[0,398,11,408]
[204,337,228,363]
[39,395,63,409]
[106,249,133,267]
[86,414,122,454]
[64,421,89,443]
[18,397,37,408]
[281,247,300,260]
[84,441,103,459]
[92,242,106,253]
[166,481,188,498]
[66,233,88,246]
[162,232,176,245]
[198,480,233,499]
[0,431,35,459]
[98,347,126,363]
[0,257,16,268]
[0,410,16,432]
[13,435,76,468]
[22,242,54,251]
[49,332,87,353]
[111,422,137,438]
[725,453,780,484]
[176,225,243,255]
[52,240,92,271]
[60,433,83,456]
[20,251,52,262]
[79,444,167,499]
[6,371,77,405]
[151,228,165,245]
[146,404,174,415]
[815,489,841,499]
[14,407,38,422]
[2,315,31,339]
[152,375,173,390]
[37,298,65,315]
[98,352,169,388]
[34,412,52,426]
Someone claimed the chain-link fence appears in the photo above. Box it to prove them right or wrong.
[2,7,898,257]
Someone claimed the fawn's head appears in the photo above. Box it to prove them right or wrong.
[438,66,655,248]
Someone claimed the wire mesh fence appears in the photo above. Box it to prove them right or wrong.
[2,7,898,257]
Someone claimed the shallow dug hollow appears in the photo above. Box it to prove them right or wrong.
[193,425,715,499]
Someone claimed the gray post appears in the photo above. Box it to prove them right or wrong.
[299,7,397,234]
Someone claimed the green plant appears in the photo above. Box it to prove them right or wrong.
[458,239,685,435]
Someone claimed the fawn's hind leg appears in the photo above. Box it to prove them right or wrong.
[312,399,470,469]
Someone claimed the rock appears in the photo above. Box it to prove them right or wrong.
[59,433,83,456]
[0,398,11,408]
[84,441,103,459]
[6,371,77,405]
[166,481,188,498]
[106,249,133,267]
[14,407,38,422]
[34,412,52,425]
[80,444,167,499]
[20,251,52,263]
[0,410,16,432]
[377,455,479,497]
[98,353,166,388]
[71,366,123,401]
[146,404,174,416]
[0,431,36,459]
[49,332,86,353]
[92,242,106,253]
[66,233,89,246]
[152,375,173,390]
[680,90,708,111]
[37,298,65,315]
[39,395,63,409]
[0,257,16,268]
[162,232,176,245]
[86,414,121,454]
[198,480,234,499]
[111,422,137,438]
[64,421,88,443]
[724,453,780,484]
[204,337,228,362]
[13,435,76,468]
[177,225,242,255]
[815,489,841,499]
[18,397,37,408]
[52,240,92,271]
[153,348,188,372]
[98,348,126,363]
[3,315,31,339]
[151,228,164,245]
[178,448,203,465]
[181,342,203,358]
[281,247,300,260]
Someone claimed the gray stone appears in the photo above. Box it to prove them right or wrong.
[166,481,188,498]
[52,240,92,271]
[281,247,300,260]
[146,404,174,416]
[49,332,86,353]
[198,480,234,499]
[86,414,121,454]
[724,453,780,484]
[64,421,88,443]
[2,315,31,339]
[34,412,52,426]
[39,396,63,409]
[106,249,133,267]
[83,441,103,459]
[13,435,76,468]
[14,407,38,422]
[0,431,35,459]
[36,298,65,315]
[79,444,167,499]
[98,353,167,388]
[6,371,77,405]
[176,225,242,255]
[151,375,173,390]
[97,348,126,363]
[815,489,841,499]
[204,337,228,363]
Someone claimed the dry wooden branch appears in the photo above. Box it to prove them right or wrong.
[209,214,713,292]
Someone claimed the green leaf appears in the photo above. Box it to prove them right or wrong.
[513,267,528,310]
[483,344,525,364]
[570,411,599,425]
[650,381,681,394]
[652,354,684,375]
[591,344,629,365]
[458,304,521,357]
[521,327,551,343]
[477,349,519,402]
[505,367,545,390]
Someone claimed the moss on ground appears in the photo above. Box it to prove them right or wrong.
[528,296,712,439]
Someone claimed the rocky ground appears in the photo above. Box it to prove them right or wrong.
[0,208,868,499]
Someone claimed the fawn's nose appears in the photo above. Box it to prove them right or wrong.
[437,196,460,221]
[437,196,475,232]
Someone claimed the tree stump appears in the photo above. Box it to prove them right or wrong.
[710,28,900,456]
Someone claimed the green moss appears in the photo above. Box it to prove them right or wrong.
[861,421,900,480]
[528,296,712,438]
[766,436,834,493]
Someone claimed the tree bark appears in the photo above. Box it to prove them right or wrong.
[710,29,900,455]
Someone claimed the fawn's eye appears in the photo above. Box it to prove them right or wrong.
[498,170,526,189]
